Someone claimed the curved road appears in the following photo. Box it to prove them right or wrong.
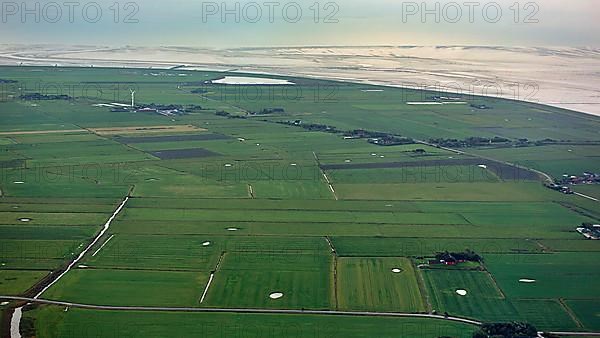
[0,295,482,326]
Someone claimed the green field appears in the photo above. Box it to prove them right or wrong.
[43,269,209,307]
[337,257,425,312]
[423,269,517,321]
[0,66,599,336]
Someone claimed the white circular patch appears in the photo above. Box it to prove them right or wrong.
[202,241,211,246]
[13,181,24,184]
[224,164,233,167]
[19,218,31,222]
[0,301,9,306]
[345,159,351,163]
[226,228,239,231]
[392,268,402,273]
[456,289,467,296]
[269,292,284,299]
[519,279,536,283]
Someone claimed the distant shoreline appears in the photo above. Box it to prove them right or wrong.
[1,45,599,117]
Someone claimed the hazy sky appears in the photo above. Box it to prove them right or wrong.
[2,0,598,47]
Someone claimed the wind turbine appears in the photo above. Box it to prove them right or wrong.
[130,89,136,108]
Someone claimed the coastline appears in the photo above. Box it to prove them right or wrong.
[1,45,599,117]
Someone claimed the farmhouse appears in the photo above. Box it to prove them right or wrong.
[429,250,482,265]
[577,223,600,240]
[548,183,574,194]
[559,172,600,185]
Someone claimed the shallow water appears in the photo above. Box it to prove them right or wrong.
[10,307,22,338]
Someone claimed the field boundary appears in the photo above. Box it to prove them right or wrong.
[314,151,338,200]
[558,298,584,329]
[325,236,339,310]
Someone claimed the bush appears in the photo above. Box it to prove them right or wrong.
[473,322,538,338]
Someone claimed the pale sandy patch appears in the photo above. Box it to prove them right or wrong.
[212,76,294,85]
[90,125,205,136]
[0,129,83,136]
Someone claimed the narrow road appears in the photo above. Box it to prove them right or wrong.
[0,296,482,326]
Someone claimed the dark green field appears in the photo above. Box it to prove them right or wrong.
[0,66,599,337]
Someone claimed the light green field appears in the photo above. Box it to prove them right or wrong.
[337,257,425,312]
[334,182,557,201]
[471,145,600,179]
[332,237,540,257]
[0,270,49,294]
[43,269,209,307]
[329,165,500,184]
[204,252,332,309]
[423,269,518,321]
[484,253,600,299]
[565,300,600,331]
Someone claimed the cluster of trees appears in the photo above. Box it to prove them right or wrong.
[473,322,538,338]
[143,103,200,111]
[249,108,285,115]
[430,136,597,149]
[368,135,415,146]
[277,120,338,133]
[582,222,600,229]
[470,104,492,109]
[276,122,415,147]
[515,138,568,147]
[19,93,72,100]
[190,88,208,94]
[215,111,246,119]
[429,137,511,148]
[435,249,482,263]
[344,129,389,138]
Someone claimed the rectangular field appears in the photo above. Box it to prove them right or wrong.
[337,257,425,312]
[422,269,518,321]
[43,269,209,307]
[204,252,333,309]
